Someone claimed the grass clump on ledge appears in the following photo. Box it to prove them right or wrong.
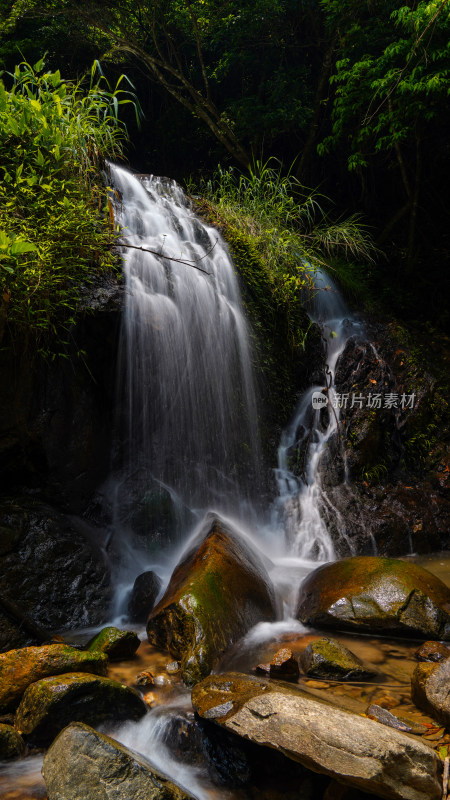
[0,58,136,352]
[195,158,376,310]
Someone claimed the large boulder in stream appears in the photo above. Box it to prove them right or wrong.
[0,644,107,713]
[43,722,195,800]
[15,672,146,747]
[296,556,450,639]
[146,514,277,685]
[192,672,442,800]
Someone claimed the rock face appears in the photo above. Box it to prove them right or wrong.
[128,571,162,623]
[42,722,196,800]
[0,723,26,759]
[300,638,376,681]
[411,658,450,726]
[0,644,108,713]
[415,641,450,663]
[87,627,140,661]
[192,673,442,800]
[296,556,450,639]
[15,673,146,747]
[0,500,111,652]
[146,515,277,685]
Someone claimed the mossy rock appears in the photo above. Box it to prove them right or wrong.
[0,722,26,759]
[296,557,450,639]
[87,627,140,661]
[0,644,108,714]
[15,672,147,747]
[146,514,276,686]
[42,722,196,800]
[300,638,376,680]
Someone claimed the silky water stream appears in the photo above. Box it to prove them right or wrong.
[1,168,445,799]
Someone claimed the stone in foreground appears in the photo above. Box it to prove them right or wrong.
[300,638,377,681]
[147,514,276,685]
[43,722,196,800]
[411,658,450,727]
[15,672,146,746]
[87,626,140,661]
[192,672,442,800]
[0,644,108,713]
[296,556,450,639]
[0,722,26,759]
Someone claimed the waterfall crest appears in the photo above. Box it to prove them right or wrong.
[109,165,261,538]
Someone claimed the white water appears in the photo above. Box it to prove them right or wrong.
[272,269,362,564]
[110,165,261,526]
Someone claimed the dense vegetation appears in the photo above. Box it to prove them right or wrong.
[0,58,134,349]
[1,0,449,329]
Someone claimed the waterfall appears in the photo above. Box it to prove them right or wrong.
[109,165,262,549]
[273,269,362,562]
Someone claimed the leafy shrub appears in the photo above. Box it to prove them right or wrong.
[0,58,135,350]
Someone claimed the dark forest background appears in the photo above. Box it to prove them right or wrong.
[1,0,450,328]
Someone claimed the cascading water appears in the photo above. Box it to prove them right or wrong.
[273,269,362,564]
[109,165,261,539]
[265,269,364,620]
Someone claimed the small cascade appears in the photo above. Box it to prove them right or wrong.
[109,165,262,544]
[273,269,362,564]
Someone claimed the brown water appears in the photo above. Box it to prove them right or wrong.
[2,551,449,799]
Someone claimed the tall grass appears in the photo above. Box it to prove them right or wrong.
[198,158,376,300]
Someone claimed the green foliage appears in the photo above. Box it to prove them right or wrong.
[0,58,133,349]
[319,0,450,168]
[196,158,375,312]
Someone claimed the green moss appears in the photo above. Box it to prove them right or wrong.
[194,199,323,460]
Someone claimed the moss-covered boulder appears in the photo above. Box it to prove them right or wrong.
[296,557,450,639]
[42,722,196,800]
[15,672,146,747]
[87,627,140,661]
[411,659,450,726]
[0,644,108,713]
[146,514,277,685]
[0,722,26,759]
[300,638,377,681]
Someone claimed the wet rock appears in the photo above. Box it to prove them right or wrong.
[0,644,107,713]
[0,501,111,652]
[192,672,442,800]
[415,640,450,663]
[0,723,26,759]
[15,672,146,747]
[411,658,450,727]
[87,626,140,661]
[134,670,154,687]
[42,722,195,799]
[256,648,299,680]
[146,514,276,685]
[366,704,428,735]
[296,556,450,639]
[128,571,162,623]
[300,638,376,681]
